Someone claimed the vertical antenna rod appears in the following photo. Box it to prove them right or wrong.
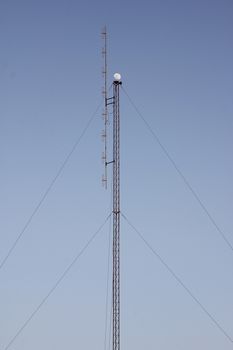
[112,73,122,350]
[101,26,108,188]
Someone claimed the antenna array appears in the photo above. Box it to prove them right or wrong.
[101,26,108,189]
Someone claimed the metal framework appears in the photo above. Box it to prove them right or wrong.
[112,79,121,350]
[101,28,122,350]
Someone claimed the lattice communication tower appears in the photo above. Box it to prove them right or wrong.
[101,27,122,350]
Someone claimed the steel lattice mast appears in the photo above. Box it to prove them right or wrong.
[101,30,122,350]
[112,74,122,350]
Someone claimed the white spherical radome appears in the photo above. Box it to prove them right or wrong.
[114,73,121,82]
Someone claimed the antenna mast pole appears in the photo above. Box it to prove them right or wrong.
[101,27,108,188]
[112,74,122,350]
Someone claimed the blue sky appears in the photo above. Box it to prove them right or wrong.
[0,0,233,349]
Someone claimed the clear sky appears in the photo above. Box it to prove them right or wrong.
[0,0,233,349]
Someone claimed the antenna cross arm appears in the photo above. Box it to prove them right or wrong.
[106,96,115,106]
[106,160,115,166]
